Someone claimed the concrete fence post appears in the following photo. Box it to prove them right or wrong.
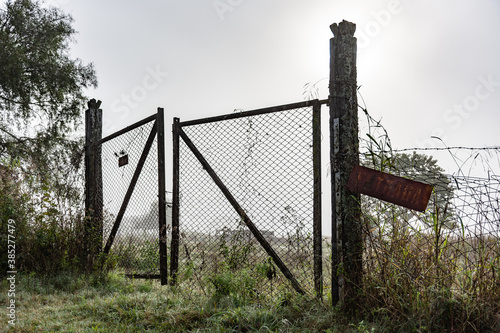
[84,98,103,272]
[329,20,363,311]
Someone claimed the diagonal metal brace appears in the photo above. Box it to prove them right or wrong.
[178,127,305,295]
[103,120,158,255]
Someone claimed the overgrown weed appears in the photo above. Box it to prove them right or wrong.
[0,270,369,332]
[354,102,500,332]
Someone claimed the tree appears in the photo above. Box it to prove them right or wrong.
[0,0,97,274]
[0,0,97,195]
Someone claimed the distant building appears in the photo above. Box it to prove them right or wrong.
[218,226,276,243]
[108,201,172,238]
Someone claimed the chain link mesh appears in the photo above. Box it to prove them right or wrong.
[353,137,500,309]
[177,106,317,295]
[100,119,161,275]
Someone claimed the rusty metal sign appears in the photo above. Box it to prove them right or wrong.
[118,155,129,167]
[347,165,432,212]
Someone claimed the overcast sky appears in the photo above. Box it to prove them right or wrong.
[48,0,500,176]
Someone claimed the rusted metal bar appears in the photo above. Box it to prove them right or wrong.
[96,113,157,146]
[312,100,323,298]
[178,127,306,295]
[170,118,180,285]
[347,165,432,212]
[125,274,161,280]
[179,99,328,127]
[157,108,168,285]
[103,120,158,255]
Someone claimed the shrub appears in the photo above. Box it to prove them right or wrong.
[0,161,85,276]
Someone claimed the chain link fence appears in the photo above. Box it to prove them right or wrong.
[361,150,499,284]
[350,112,500,324]
[99,116,164,276]
[173,100,324,297]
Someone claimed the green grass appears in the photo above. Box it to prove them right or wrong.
[2,230,499,332]
[0,271,373,333]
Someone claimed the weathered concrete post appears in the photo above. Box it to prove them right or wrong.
[84,98,103,272]
[329,20,363,310]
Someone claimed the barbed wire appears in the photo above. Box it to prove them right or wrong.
[392,146,500,152]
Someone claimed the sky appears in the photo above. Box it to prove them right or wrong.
[32,0,499,238]
[46,0,500,177]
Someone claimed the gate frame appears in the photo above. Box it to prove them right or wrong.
[170,99,327,295]
[85,105,168,285]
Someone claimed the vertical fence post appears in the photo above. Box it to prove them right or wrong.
[84,98,103,272]
[313,100,323,298]
[157,107,168,285]
[170,117,180,285]
[329,21,362,310]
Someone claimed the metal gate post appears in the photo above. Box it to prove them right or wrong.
[170,117,180,285]
[313,100,323,298]
[157,108,168,285]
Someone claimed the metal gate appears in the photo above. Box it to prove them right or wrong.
[94,108,167,284]
[171,99,326,296]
